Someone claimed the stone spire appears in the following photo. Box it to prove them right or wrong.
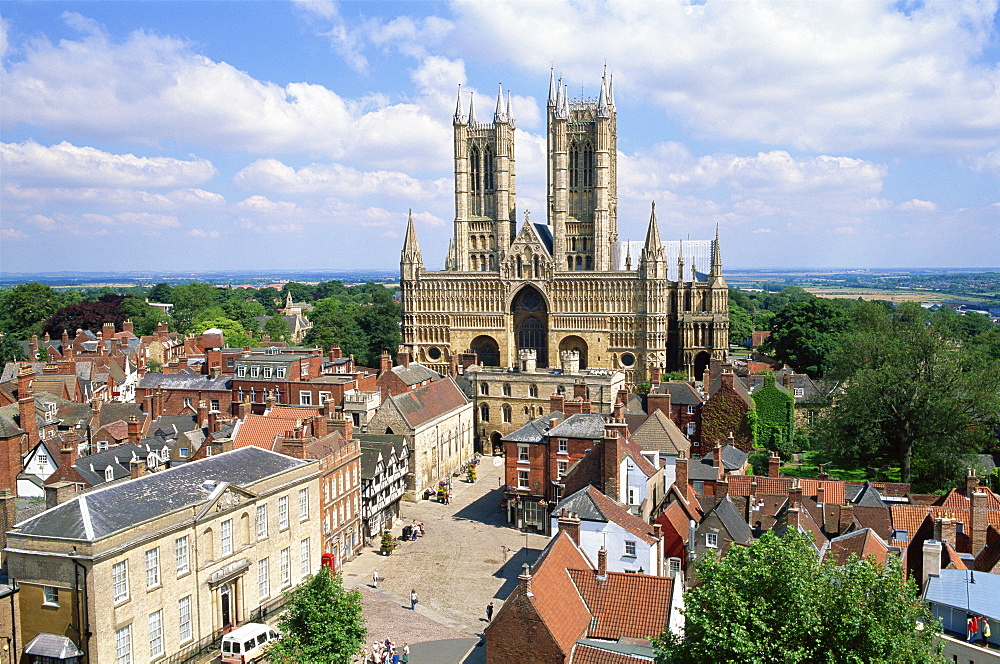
[711,223,723,278]
[453,84,466,125]
[494,83,506,123]
[506,91,514,128]
[560,82,570,119]
[445,238,456,270]
[401,209,423,273]
[554,79,569,120]
[625,242,632,271]
[468,92,477,126]
[677,238,685,282]
[639,203,666,280]
[597,64,610,118]
[548,67,557,107]
[608,71,616,109]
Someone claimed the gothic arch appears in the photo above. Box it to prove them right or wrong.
[558,335,589,369]
[511,285,549,368]
[693,351,711,382]
[470,335,500,367]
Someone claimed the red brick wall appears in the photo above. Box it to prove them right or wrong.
[485,591,567,664]
[136,387,233,418]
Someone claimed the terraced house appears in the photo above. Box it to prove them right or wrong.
[4,446,319,663]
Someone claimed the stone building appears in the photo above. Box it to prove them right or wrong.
[4,447,319,663]
[400,69,729,384]
[467,348,625,453]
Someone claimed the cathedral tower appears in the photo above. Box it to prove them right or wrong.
[452,85,517,272]
[547,67,618,272]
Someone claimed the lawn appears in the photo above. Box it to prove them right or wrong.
[781,449,900,483]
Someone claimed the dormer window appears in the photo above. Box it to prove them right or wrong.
[104,466,114,482]
[276,367,286,378]
[794,388,804,398]
[250,366,260,378]
[263,366,273,378]
[237,366,246,377]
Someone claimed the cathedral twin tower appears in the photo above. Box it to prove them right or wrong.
[400,69,729,383]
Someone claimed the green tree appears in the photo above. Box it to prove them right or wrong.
[764,299,850,377]
[146,282,173,303]
[120,296,166,336]
[356,285,401,366]
[267,567,366,664]
[304,298,367,359]
[654,531,942,664]
[816,303,1000,488]
[751,309,775,332]
[0,335,27,363]
[222,298,267,331]
[191,317,253,348]
[263,315,291,342]
[728,304,753,348]
[0,282,64,338]
[170,282,219,332]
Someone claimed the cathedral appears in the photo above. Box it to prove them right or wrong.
[400,69,729,383]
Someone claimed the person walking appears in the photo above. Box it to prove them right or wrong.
[982,616,992,647]
[410,589,419,610]
[969,615,980,642]
[486,601,494,622]
[372,569,379,589]
[401,643,410,664]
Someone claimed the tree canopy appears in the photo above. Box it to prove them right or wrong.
[763,298,850,377]
[267,567,366,664]
[0,282,64,338]
[815,301,1000,489]
[654,531,942,664]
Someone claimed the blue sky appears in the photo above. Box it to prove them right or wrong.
[1,0,998,273]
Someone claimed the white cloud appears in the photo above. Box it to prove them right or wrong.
[1,141,216,188]
[897,199,938,212]
[451,1,1000,155]
[1,228,27,240]
[2,183,225,212]
[187,228,221,239]
[233,158,449,199]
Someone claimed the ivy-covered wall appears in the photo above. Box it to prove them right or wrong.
[751,373,795,456]
[701,388,754,451]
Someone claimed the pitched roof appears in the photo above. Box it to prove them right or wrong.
[139,373,231,391]
[390,377,468,428]
[388,362,441,387]
[501,411,564,443]
[648,381,703,405]
[568,568,674,640]
[555,486,659,545]
[631,409,690,456]
[822,527,888,566]
[710,495,754,544]
[232,413,300,451]
[15,447,310,541]
[266,406,320,420]
[524,530,595,654]
[570,642,654,664]
[924,569,1000,621]
[548,413,609,440]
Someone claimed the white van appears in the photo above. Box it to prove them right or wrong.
[220,623,280,663]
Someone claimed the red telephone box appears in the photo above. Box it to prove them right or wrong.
[321,553,336,571]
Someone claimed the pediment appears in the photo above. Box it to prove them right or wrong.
[195,482,258,520]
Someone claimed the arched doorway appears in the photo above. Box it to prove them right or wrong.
[558,335,589,369]
[471,335,500,367]
[513,286,548,367]
[490,431,502,455]
[693,351,711,383]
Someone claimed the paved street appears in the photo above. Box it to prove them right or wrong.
[340,456,551,662]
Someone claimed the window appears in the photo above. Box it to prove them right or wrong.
[480,383,489,395]
[278,496,289,529]
[299,488,309,520]
[558,460,568,477]
[43,586,59,606]
[105,466,114,482]
[300,538,311,577]
[479,403,490,422]
[250,366,260,377]
[211,399,220,411]
[256,505,268,540]
[529,384,538,398]
[503,384,511,396]
[221,519,233,556]
[299,391,312,406]
[112,560,129,603]
[276,367,286,378]
[517,469,530,489]
[794,388,804,398]
[891,529,909,543]
[237,366,247,377]
[705,533,719,548]
[263,366,273,378]
[668,557,682,574]
[686,405,696,415]
[319,391,331,405]
[687,422,696,436]
[517,444,529,463]
[145,547,160,588]
[624,540,636,557]
[280,547,291,587]
[693,480,705,495]
[37,452,48,466]
[148,609,163,658]
[179,447,189,458]
[178,595,192,643]
[258,557,270,599]
[502,404,512,423]
[558,438,568,454]
[115,624,132,664]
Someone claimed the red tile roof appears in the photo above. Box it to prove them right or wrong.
[266,406,319,420]
[233,413,300,451]
[527,530,594,655]
[568,569,674,641]
[391,377,468,428]
[824,528,889,566]
[585,486,659,545]
[571,644,645,664]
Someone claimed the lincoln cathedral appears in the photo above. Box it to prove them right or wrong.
[400,68,729,383]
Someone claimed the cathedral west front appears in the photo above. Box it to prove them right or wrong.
[400,69,729,384]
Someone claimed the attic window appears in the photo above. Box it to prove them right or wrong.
[794,388,804,398]
[237,366,247,377]
[104,467,114,482]
[892,529,908,542]
[266,347,280,355]
[705,533,719,548]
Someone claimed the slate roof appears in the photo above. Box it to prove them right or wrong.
[708,374,753,407]
[388,362,441,387]
[501,411,564,444]
[139,373,232,391]
[548,413,607,440]
[390,377,469,429]
[710,495,754,544]
[149,414,199,439]
[358,435,408,476]
[14,447,310,541]
[532,222,554,255]
[648,381,703,405]
[23,632,84,659]
[924,569,1000,621]
[631,409,689,456]
[554,486,658,545]
[687,456,723,482]
[98,403,144,427]
[706,444,748,471]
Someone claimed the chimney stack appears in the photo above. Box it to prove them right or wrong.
[197,400,208,428]
[838,503,855,534]
[60,437,78,469]
[549,392,565,414]
[396,346,410,369]
[123,319,134,334]
[127,415,141,445]
[675,451,688,495]
[816,485,825,506]
[788,478,802,506]
[597,547,608,580]
[0,490,17,547]
[29,334,39,359]
[129,458,147,479]
[45,481,78,509]
[933,516,957,548]
[379,350,392,375]
[312,414,328,438]
[152,388,163,417]
[557,510,581,546]
[207,411,218,434]
[330,417,353,441]
[768,452,781,478]
[921,539,942,592]
[265,390,276,410]
[281,433,305,459]
[646,388,672,421]
[449,353,459,378]
[650,366,662,384]
[17,367,40,446]
[518,563,533,596]
[237,397,251,420]
[971,487,988,557]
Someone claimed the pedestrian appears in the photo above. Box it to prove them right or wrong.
[370,642,380,663]
[486,601,494,622]
[372,569,379,589]
[402,643,409,664]
[392,649,401,664]
[410,589,418,610]
[982,616,992,647]
[969,614,980,642]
